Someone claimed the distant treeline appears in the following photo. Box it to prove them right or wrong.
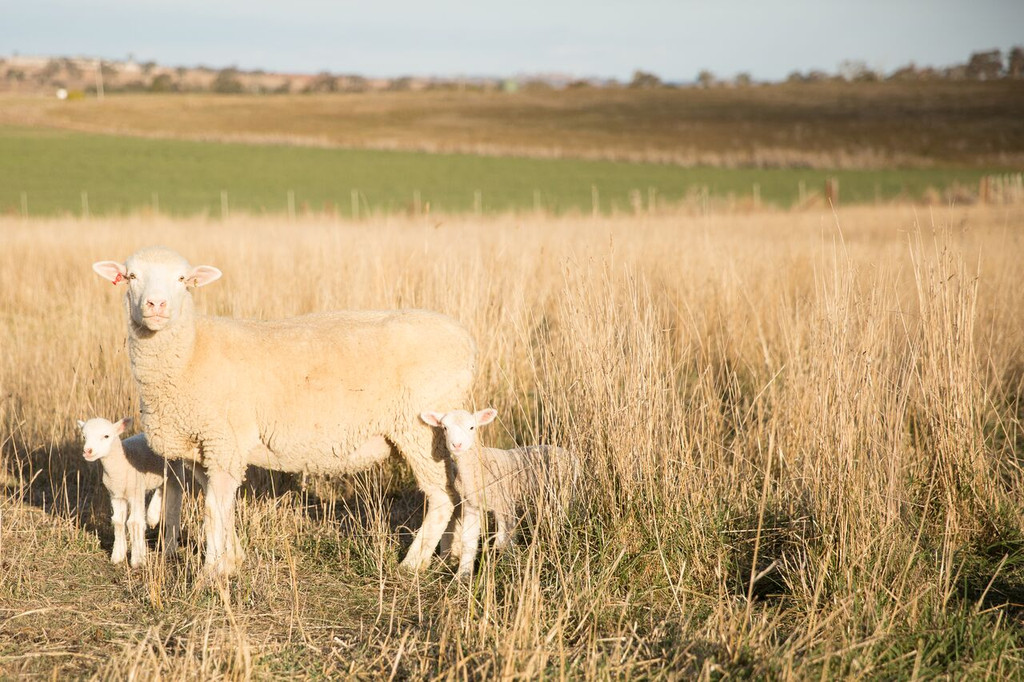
[2,46,1022,96]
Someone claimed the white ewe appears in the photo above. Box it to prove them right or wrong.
[92,247,475,577]
[77,417,206,566]
[419,408,577,580]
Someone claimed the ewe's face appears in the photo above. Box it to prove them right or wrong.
[93,247,221,333]
[79,418,122,462]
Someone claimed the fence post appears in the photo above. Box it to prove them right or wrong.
[825,178,839,207]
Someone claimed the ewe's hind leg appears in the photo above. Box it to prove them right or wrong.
[395,429,455,572]
[160,473,184,556]
[204,468,242,577]
[146,487,163,528]
[110,497,128,564]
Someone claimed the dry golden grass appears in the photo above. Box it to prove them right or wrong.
[2,203,1024,679]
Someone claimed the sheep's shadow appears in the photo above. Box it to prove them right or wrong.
[1,432,442,566]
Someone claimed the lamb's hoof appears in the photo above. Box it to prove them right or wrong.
[110,553,126,565]
[456,570,472,584]
[129,557,145,569]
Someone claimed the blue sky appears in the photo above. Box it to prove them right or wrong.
[4,0,1023,82]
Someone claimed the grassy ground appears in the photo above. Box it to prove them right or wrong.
[0,125,1005,217]
[2,204,1024,679]
[2,81,1023,169]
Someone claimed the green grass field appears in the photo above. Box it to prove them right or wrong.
[0,126,1004,217]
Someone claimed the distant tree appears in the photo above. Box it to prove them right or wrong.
[141,61,157,75]
[887,62,920,81]
[838,60,878,82]
[62,58,82,79]
[305,72,339,93]
[630,70,662,88]
[100,62,119,78]
[387,76,413,91]
[1007,47,1024,79]
[696,69,715,88]
[149,73,176,92]
[786,70,806,83]
[211,67,244,93]
[735,72,753,87]
[966,49,1003,80]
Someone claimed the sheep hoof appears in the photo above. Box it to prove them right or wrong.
[110,554,126,565]
[456,570,472,584]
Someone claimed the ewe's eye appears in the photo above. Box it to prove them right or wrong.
[127,272,136,280]
[178,275,186,283]
[469,426,475,431]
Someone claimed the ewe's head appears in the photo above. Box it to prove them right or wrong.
[420,408,498,456]
[77,417,131,462]
[92,247,221,332]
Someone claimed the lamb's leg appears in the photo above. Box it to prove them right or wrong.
[160,471,184,556]
[128,493,148,568]
[494,512,512,551]
[457,504,481,581]
[110,497,128,564]
[204,468,242,577]
[396,430,454,572]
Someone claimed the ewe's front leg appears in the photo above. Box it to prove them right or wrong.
[204,468,242,577]
[146,487,163,528]
[128,494,148,568]
[110,497,128,564]
[398,432,454,572]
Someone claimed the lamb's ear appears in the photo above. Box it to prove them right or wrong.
[420,411,444,427]
[115,417,132,434]
[92,260,127,285]
[76,420,86,430]
[474,408,498,426]
[186,265,222,288]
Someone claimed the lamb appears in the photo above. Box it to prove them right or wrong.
[77,417,206,566]
[92,247,475,577]
[419,408,578,580]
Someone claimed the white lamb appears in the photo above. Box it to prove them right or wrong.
[77,417,206,567]
[92,247,475,577]
[419,408,578,580]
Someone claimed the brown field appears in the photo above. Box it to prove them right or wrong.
[2,203,1024,679]
[3,80,1024,168]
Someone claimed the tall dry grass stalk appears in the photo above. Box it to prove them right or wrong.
[2,204,1024,679]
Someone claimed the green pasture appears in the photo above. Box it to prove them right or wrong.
[0,126,1000,217]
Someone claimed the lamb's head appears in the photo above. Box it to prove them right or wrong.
[92,247,221,332]
[77,417,131,462]
[420,408,497,456]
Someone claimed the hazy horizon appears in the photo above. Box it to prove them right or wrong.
[4,0,1024,82]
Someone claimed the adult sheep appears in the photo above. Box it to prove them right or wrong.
[92,247,475,577]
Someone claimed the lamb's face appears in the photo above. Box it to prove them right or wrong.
[93,247,221,333]
[420,408,498,456]
[78,417,126,462]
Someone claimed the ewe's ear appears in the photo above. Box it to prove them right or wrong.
[186,265,222,288]
[474,408,498,426]
[92,260,127,285]
[420,412,444,427]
